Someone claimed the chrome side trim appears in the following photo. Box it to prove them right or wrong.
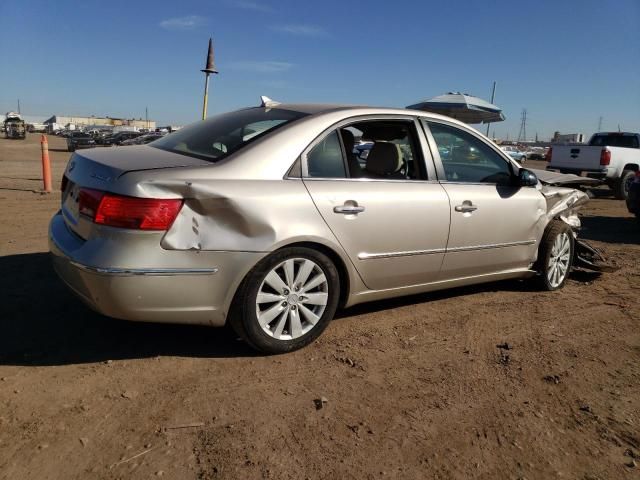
[358,248,446,260]
[446,239,536,253]
[358,240,535,260]
[69,262,219,276]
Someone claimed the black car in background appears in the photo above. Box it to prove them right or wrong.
[102,131,143,146]
[66,131,96,152]
[626,170,640,224]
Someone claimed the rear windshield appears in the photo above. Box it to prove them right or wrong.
[151,107,308,162]
[590,134,639,148]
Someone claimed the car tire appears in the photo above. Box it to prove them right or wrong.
[613,170,635,200]
[535,220,574,291]
[229,247,340,354]
[520,155,526,164]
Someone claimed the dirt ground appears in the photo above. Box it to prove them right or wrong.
[0,134,638,480]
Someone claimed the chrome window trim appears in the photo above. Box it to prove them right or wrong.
[359,240,536,260]
[419,117,521,184]
[300,114,433,181]
[301,177,441,184]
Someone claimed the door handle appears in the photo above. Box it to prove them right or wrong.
[334,202,365,214]
[455,201,477,213]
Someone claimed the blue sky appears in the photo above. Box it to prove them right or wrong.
[1,0,638,139]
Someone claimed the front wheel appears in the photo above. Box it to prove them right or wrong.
[229,247,340,354]
[535,221,574,291]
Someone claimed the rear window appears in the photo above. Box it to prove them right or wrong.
[151,107,308,162]
[590,134,639,148]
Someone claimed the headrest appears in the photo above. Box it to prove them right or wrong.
[366,142,402,175]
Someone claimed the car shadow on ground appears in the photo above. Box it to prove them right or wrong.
[580,215,639,244]
[0,253,259,366]
[0,252,603,367]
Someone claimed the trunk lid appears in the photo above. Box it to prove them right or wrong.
[61,145,210,238]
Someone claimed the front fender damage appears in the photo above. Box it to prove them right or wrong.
[539,185,617,273]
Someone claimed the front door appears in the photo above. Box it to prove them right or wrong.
[424,120,545,279]
[302,119,451,291]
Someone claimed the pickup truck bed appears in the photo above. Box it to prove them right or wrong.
[547,132,640,200]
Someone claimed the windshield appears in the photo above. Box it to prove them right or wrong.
[590,134,639,148]
[151,107,308,161]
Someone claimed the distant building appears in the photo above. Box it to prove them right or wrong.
[552,131,585,144]
[43,115,156,130]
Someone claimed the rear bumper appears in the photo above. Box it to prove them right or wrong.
[48,212,264,327]
[546,166,614,180]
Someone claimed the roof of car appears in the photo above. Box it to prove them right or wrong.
[272,102,464,124]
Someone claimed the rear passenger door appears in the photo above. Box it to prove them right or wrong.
[302,116,451,291]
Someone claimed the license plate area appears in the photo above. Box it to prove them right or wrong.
[62,180,80,225]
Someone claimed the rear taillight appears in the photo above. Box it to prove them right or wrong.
[78,188,105,219]
[544,147,552,162]
[78,188,182,230]
[600,148,611,166]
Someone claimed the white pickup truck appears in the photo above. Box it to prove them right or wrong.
[546,132,640,199]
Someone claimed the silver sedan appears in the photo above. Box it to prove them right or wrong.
[50,100,591,353]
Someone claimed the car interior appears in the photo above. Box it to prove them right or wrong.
[306,120,423,180]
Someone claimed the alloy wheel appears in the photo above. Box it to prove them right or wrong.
[256,258,329,340]
[547,232,571,288]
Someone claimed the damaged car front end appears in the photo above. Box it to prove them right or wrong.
[531,169,617,273]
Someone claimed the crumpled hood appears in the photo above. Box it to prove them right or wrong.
[529,168,602,187]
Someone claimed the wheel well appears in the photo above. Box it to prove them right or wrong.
[623,164,638,172]
[277,241,351,308]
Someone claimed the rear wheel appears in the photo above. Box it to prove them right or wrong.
[535,221,574,291]
[229,247,340,354]
[613,170,635,200]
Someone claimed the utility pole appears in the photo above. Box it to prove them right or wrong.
[485,81,497,136]
[145,106,149,130]
[200,38,219,120]
[17,99,21,114]
[597,116,603,132]
[517,109,527,142]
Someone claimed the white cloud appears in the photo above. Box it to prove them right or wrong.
[228,61,293,73]
[225,0,272,12]
[270,24,328,37]
[159,15,207,30]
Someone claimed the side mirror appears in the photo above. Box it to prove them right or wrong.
[519,168,538,187]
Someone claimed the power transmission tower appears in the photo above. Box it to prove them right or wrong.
[597,116,603,132]
[517,109,527,142]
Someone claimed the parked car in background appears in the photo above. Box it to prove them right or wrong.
[524,147,546,160]
[50,101,607,354]
[500,145,527,163]
[66,131,96,152]
[120,132,165,146]
[547,132,640,199]
[626,170,640,223]
[102,131,143,146]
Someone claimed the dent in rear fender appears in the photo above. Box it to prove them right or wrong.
[135,179,340,253]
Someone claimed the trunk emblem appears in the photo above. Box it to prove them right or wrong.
[90,173,111,182]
